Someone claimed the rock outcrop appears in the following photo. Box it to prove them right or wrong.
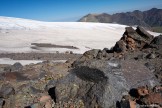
[45,26,162,107]
[0,26,161,108]
[0,83,15,99]
[113,26,154,53]
[46,58,159,107]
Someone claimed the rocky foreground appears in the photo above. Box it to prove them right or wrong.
[0,26,162,108]
[0,53,81,60]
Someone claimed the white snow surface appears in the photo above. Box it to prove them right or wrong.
[0,58,42,65]
[0,58,66,65]
[0,16,160,54]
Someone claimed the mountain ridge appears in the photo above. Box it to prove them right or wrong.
[79,8,162,27]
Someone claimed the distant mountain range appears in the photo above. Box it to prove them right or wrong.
[79,8,162,27]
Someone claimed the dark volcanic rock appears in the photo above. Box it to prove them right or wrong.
[144,62,155,72]
[148,35,162,52]
[73,66,107,83]
[83,49,101,59]
[124,27,146,48]
[0,72,30,81]
[13,62,23,70]
[120,60,158,87]
[47,27,160,107]
[30,86,43,94]
[46,58,159,107]
[74,48,113,64]
[136,26,154,43]
[0,26,160,107]
[47,60,128,107]
[146,53,156,59]
[113,40,127,53]
[113,27,154,53]
[0,83,15,98]
[119,98,130,108]
[4,62,23,72]
[0,98,4,108]
[151,35,162,45]
[125,27,138,37]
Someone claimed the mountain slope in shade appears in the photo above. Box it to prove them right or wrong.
[79,8,162,27]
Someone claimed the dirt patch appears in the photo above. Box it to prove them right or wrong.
[31,43,79,49]
[0,53,81,60]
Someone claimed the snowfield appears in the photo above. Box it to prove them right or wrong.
[0,16,160,54]
[0,58,66,65]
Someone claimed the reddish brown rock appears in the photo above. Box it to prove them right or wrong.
[113,26,154,53]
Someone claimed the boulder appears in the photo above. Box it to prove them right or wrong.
[83,49,101,59]
[124,27,142,42]
[113,40,127,53]
[4,62,23,72]
[46,58,159,107]
[0,98,4,108]
[13,62,23,70]
[45,26,162,107]
[148,35,162,55]
[30,86,43,94]
[102,48,109,53]
[150,35,162,45]
[112,27,155,53]
[146,53,156,59]
[0,71,30,81]
[136,26,154,44]
[0,83,15,98]
[140,92,162,107]
[72,49,101,67]
[96,51,103,59]
[144,62,155,72]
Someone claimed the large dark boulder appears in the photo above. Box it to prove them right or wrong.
[0,83,15,98]
[44,26,161,108]
[46,58,159,107]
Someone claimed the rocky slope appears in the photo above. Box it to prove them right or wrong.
[0,27,161,108]
[79,8,162,27]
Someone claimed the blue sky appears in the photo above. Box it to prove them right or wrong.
[0,0,162,21]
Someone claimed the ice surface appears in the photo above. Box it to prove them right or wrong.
[0,16,160,54]
[0,58,66,65]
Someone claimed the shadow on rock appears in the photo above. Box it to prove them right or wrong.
[48,87,56,103]
[129,88,139,98]
[72,66,108,83]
